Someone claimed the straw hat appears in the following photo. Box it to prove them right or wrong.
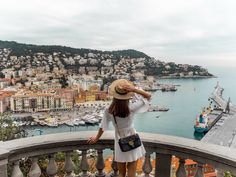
[109,79,134,100]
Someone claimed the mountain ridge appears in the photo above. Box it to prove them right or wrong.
[0,40,150,59]
[0,40,213,78]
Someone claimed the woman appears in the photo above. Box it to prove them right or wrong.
[88,79,151,177]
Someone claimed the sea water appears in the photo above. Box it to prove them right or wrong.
[26,67,236,140]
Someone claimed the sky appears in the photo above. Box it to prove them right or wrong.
[0,0,236,67]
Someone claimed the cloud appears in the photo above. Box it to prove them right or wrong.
[0,0,236,67]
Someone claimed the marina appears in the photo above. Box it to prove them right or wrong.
[11,104,105,128]
[193,84,227,134]
[201,84,236,147]
[12,101,169,129]
[16,68,236,139]
[8,68,236,140]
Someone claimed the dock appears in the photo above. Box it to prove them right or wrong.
[201,84,236,148]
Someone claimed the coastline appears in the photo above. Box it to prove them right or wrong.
[155,75,216,79]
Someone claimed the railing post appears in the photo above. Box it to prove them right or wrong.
[46,154,58,177]
[176,158,187,177]
[95,149,106,177]
[111,152,118,177]
[29,157,41,177]
[80,150,90,177]
[142,151,153,177]
[216,168,224,177]
[194,163,204,177]
[155,153,172,177]
[11,161,23,177]
[0,159,8,177]
[64,151,75,177]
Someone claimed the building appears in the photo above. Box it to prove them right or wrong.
[76,100,111,108]
[0,78,11,89]
[10,89,74,112]
[76,86,109,104]
[68,75,103,91]
[0,91,15,113]
[172,157,216,177]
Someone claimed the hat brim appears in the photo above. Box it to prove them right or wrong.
[109,79,134,100]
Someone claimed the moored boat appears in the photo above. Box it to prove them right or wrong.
[148,105,169,112]
[194,113,209,133]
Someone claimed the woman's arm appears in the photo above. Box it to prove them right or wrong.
[133,88,151,100]
[122,84,151,100]
[87,128,104,144]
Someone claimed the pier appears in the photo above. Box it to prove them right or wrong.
[201,84,236,148]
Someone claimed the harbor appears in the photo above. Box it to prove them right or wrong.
[193,84,226,134]
[11,104,106,128]
[11,99,169,130]
[9,69,236,140]
[200,83,236,147]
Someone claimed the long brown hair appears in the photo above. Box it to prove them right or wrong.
[108,98,130,118]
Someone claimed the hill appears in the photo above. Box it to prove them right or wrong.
[0,40,213,78]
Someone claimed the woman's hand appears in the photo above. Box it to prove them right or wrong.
[87,136,99,144]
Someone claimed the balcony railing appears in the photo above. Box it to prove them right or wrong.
[1,131,236,177]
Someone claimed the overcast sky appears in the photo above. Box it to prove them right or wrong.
[1,0,236,67]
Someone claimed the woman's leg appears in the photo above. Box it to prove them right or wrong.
[127,160,137,177]
[118,162,127,177]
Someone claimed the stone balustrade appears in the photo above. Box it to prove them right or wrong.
[0,131,236,177]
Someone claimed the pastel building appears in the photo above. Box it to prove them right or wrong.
[10,89,76,112]
[0,91,15,113]
[0,78,11,89]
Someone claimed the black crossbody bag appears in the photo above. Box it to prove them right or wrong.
[113,114,141,152]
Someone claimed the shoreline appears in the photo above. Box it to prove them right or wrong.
[155,75,216,79]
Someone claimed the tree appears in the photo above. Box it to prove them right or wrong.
[0,112,26,141]
[224,171,235,177]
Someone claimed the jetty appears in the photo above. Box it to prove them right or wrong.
[201,83,236,148]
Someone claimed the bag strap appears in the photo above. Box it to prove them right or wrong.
[112,114,121,138]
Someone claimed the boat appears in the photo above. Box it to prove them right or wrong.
[73,119,86,126]
[148,105,169,112]
[144,87,158,92]
[47,122,58,127]
[194,113,209,133]
[161,85,177,92]
[82,115,99,125]
[65,122,74,127]
[170,87,177,91]
[39,121,45,126]
[79,120,86,126]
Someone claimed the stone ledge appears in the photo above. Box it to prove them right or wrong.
[0,131,236,172]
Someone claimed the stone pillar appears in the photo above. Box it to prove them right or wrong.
[80,150,90,177]
[216,168,225,177]
[155,153,172,177]
[11,161,23,177]
[29,157,41,177]
[0,159,8,177]
[111,153,118,177]
[95,149,106,177]
[176,158,187,177]
[64,151,75,177]
[195,163,204,177]
[46,154,58,177]
[142,151,153,177]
